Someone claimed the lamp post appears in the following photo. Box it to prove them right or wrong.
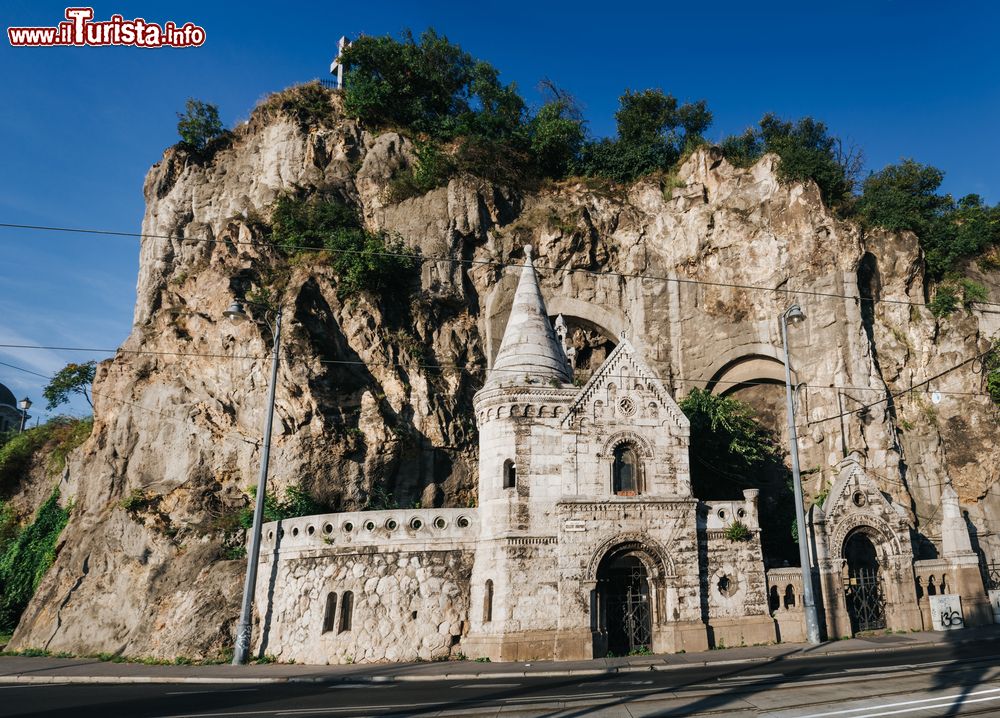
[18,397,31,434]
[225,300,283,665]
[780,304,821,645]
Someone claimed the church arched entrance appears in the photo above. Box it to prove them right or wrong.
[594,551,652,656]
[843,530,886,633]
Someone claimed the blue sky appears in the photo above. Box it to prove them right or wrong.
[1,0,998,421]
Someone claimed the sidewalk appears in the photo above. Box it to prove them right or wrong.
[1,625,997,685]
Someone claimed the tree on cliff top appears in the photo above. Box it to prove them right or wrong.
[857,160,1000,278]
[340,29,586,183]
[43,361,96,410]
[721,114,860,208]
[573,89,712,183]
[176,99,225,152]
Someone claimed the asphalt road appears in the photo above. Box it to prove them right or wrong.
[3,641,1000,717]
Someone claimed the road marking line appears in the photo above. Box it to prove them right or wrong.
[720,673,783,681]
[815,693,1000,718]
[454,682,521,688]
[798,685,1000,717]
[165,689,258,695]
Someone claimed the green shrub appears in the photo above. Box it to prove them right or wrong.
[0,490,71,632]
[928,285,959,317]
[960,278,989,307]
[985,342,1000,408]
[928,279,986,318]
[679,389,796,564]
[256,82,333,128]
[47,417,93,474]
[723,520,751,542]
[120,489,157,515]
[238,485,328,529]
[341,29,524,141]
[720,114,855,207]
[678,389,780,473]
[0,428,50,491]
[573,89,711,183]
[176,99,226,152]
[385,141,454,203]
[528,99,586,179]
[858,162,1000,278]
[0,417,92,491]
[270,194,417,299]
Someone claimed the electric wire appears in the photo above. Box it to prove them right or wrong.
[1,341,995,400]
[3,221,1000,311]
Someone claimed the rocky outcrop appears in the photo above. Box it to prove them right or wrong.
[8,91,998,658]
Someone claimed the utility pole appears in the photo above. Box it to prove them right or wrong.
[781,304,822,645]
[225,301,283,665]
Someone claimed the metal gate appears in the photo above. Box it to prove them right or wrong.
[981,561,1000,591]
[845,567,886,633]
[606,565,651,654]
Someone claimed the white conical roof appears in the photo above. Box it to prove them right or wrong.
[487,245,571,387]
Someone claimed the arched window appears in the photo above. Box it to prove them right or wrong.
[503,460,516,489]
[783,585,796,608]
[613,443,640,495]
[483,580,494,623]
[322,592,338,634]
[338,591,353,633]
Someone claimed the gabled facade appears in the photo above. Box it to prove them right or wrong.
[464,246,770,660]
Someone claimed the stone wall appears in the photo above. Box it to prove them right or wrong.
[253,508,477,664]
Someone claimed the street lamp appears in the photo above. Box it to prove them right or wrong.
[780,304,821,645]
[225,299,284,665]
[18,397,31,434]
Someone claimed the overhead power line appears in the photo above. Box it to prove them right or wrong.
[2,342,994,400]
[3,221,999,311]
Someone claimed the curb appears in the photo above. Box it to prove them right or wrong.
[0,635,989,686]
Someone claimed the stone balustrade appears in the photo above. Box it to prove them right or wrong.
[259,507,480,553]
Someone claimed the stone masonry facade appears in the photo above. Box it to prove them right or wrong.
[252,246,993,664]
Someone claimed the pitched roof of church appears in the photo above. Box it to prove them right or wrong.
[486,245,572,388]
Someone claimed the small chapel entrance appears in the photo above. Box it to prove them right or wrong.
[843,530,886,633]
[595,553,652,656]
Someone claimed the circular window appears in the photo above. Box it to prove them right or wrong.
[737,508,746,519]
[267,531,274,541]
[717,574,739,598]
[618,396,636,417]
[410,518,423,530]
[718,509,727,520]
[278,528,285,538]
[852,491,867,507]
[342,522,354,533]
[386,519,398,531]
[457,515,470,528]
[323,523,333,535]
[364,520,376,531]
[291,527,299,537]
[307,525,315,536]
[433,517,447,530]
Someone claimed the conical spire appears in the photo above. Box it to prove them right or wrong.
[487,245,572,388]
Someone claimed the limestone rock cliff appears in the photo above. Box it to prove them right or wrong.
[9,91,999,658]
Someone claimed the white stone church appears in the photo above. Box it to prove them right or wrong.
[252,247,993,664]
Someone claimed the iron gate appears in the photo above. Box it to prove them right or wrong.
[845,567,886,633]
[981,561,1000,591]
[605,565,651,654]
